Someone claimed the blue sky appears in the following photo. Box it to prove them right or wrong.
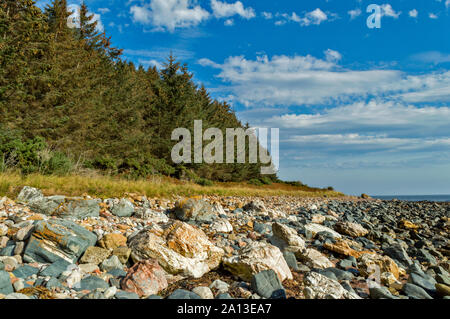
[36,0,450,195]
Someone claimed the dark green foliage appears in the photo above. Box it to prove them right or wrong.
[0,1,275,182]
[196,178,214,187]
[248,179,264,186]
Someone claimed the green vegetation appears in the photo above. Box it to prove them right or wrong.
[0,0,277,183]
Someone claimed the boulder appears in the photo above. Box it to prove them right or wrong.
[358,253,400,279]
[223,242,292,282]
[251,269,284,299]
[335,222,369,238]
[168,289,201,299]
[296,248,334,269]
[23,219,97,264]
[304,224,342,239]
[0,270,13,295]
[270,223,305,253]
[98,233,127,250]
[111,199,135,217]
[129,221,224,278]
[80,247,111,265]
[173,198,216,223]
[192,286,214,299]
[210,219,233,233]
[17,187,44,204]
[121,260,168,297]
[303,272,361,299]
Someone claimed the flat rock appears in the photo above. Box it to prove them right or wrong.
[23,219,97,264]
[251,269,284,299]
[303,272,360,299]
[121,259,167,297]
[223,241,292,282]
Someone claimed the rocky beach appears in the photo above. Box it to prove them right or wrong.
[0,186,449,300]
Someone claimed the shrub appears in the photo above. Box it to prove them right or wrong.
[248,178,263,186]
[196,178,214,187]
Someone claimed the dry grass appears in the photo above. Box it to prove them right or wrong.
[0,172,344,199]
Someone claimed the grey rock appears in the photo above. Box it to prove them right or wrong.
[168,289,202,299]
[55,199,100,219]
[100,255,123,272]
[251,269,284,299]
[436,274,450,286]
[75,276,109,291]
[5,293,30,299]
[283,251,300,271]
[23,218,97,264]
[17,187,44,204]
[107,268,127,277]
[111,199,135,218]
[324,268,354,281]
[46,277,63,289]
[408,272,437,294]
[383,244,413,269]
[40,259,71,277]
[402,283,433,299]
[174,198,216,224]
[216,293,233,299]
[147,294,163,299]
[12,265,39,279]
[369,286,400,299]
[0,270,13,295]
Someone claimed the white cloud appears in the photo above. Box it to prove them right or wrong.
[411,51,450,64]
[429,13,438,19]
[210,0,255,19]
[272,8,330,27]
[408,9,418,18]
[224,18,234,26]
[381,4,401,18]
[130,0,210,32]
[303,8,328,26]
[446,0,450,8]
[348,8,362,20]
[199,53,450,107]
[262,12,273,20]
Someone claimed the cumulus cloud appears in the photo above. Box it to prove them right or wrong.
[272,8,330,27]
[409,9,418,18]
[429,13,439,19]
[130,0,210,32]
[381,4,401,18]
[210,0,255,19]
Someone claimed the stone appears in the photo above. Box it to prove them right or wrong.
[75,276,109,291]
[311,214,326,224]
[147,294,163,299]
[210,219,233,233]
[12,265,39,279]
[304,224,342,239]
[270,222,305,253]
[402,283,433,299]
[39,259,71,277]
[121,259,168,297]
[216,293,233,299]
[98,233,127,250]
[23,219,97,264]
[408,272,437,294]
[209,279,229,294]
[358,253,400,279]
[383,244,413,269]
[0,224,8,237]
[251,269,284,299]
[111,199,135,217]
[115,290,140,299]
[192,286,214,299]
[13,242,25,256]
[79,263,100,274]
[112,247,131,264]
[223,242,292,282]
[435,284,450,297]
[168,289,201,299]
[107,268,127,277]
[436,274,450,286]
[323,268,354,281]
[0,270,13,295]
[296,248,334,269]
[303,272,360,299]
[100,255,123,272]
[54,198,100,219]
[174,198,216,223]
[80,247,111,265]
[28,196,65,216]
[17,187,44,204]
[398,220,419,230]
[323,239,363,258]
[283,251,300,271]
[129,221,224,278]
[243,200,266,212]
[335,222,369,238]
[369,286,400,299]
[104,286,117,299]
[46,277,63,289]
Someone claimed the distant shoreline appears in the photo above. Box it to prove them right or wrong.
[373,195,450,202]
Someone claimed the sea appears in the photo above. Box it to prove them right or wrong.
[373,195,450,202]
